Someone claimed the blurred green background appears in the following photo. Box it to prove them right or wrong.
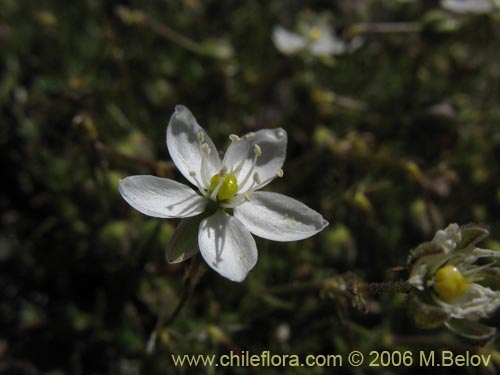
[1,0,500,374]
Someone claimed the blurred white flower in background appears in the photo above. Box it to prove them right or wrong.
[441,0,500,14]
[272,15,362,58]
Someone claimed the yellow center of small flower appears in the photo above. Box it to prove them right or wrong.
[209,174,238,201]
[308,27,322,42]
[433,265,468,302]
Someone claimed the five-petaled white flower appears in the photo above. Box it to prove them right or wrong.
[272,24,348,57]
[119,105,328,282]
[272,18,363,58]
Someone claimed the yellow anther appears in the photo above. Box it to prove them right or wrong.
[433,265,468,302]
[229,134,240,142]
[209,174,239,201]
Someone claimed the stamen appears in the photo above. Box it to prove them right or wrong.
[253,172,261,184]
[252,173,279,189]
[277,169,284,178]
[238,146,261,189]
[200,144,211,188]
[202,143,211,155]
[189,171,207,193]
[197,131,204,143]
[219,193,250,208]
[229,134,240,142]
[245,192,252,201]
[253,144,262,156]
[245,132,255,140]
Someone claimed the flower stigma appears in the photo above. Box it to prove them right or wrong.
[433,264,468,302]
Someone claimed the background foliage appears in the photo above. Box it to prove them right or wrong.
[1,0,500,374]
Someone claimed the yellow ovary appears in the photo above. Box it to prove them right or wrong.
[433,265,468,302]
[209,174,238,201]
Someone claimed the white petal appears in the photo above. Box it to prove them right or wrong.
[432,223,461,253]
[223,128,287,191]
[233,192,328,241]
[198,210,257,282]
[441,0,495,14]
[272,26,307,55]
[438,283,500,320]
[166,216,203,263]
[166,105,221,188]
[119,176,207,218]
[309,25,346,56]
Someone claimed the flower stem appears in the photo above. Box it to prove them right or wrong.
[94,141,174,176]
[94,141,157,170]
[146,257,204,354]
[263,278,412,296]
[146,17,205,56]
[359,280,412,294]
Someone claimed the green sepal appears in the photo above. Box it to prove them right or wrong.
[457,223,490,250]
[407,291,449,329]
[166,215,204,264]
[445,319,496,344]
[407,241,447,265]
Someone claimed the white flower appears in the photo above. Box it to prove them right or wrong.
[441,0,500,14]
[272,23,356,57]
[119,105,329,282]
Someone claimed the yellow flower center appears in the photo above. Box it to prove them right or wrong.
[308,27,322,42]
[209,174,238,201]
[433,265,468,302]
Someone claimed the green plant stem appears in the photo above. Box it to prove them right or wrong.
[359,280,413,294]
[146,17,204,55]
[94,141,160,170]
[264,279,412,295]
[146,257,203,354]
